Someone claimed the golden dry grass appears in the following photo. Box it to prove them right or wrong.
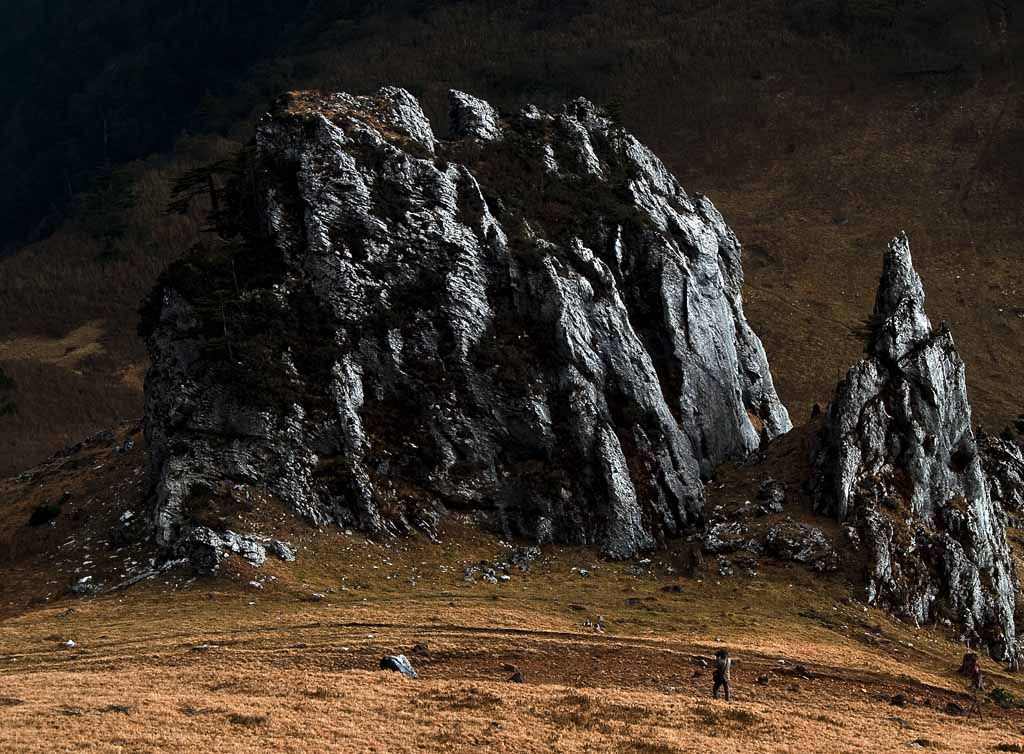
[1,566,1022,754]
[0,664,1018,754]
[1,429,1022,754]
[0,321,106,368]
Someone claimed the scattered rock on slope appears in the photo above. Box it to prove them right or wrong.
[380,654,418,679]
[763,522,838,573]
[174,527,295,575]
[141,86,790,561]
[811,233,1019,666]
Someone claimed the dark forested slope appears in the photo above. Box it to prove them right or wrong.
[0,1,431,245]
[0,0,1021,476]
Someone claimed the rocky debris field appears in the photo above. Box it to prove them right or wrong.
[702,476,840,577]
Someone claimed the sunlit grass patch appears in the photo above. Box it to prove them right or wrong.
[423,685,506,711]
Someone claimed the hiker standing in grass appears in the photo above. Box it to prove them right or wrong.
[713,648,732,701]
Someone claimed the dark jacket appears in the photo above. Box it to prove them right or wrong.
[714,656,732,682]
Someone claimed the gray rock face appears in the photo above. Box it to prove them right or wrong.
[142,87,790,560]
[448,90,502,142]
[380,654,418,679]
[812,234,1018,666]
[173,526,295,575]
[979,433,1024,522]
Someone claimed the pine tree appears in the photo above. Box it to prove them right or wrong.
[74,164,137,260]
[0,367,15,417]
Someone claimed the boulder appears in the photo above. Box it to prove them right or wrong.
[221,531,267,567]
[267,539,297,562]
[943,701,965,716]
[175,527,226,575]
[380,654,418,679]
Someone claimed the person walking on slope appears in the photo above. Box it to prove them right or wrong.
[713,648,732,701]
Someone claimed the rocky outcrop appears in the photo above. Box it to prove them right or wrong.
[141,86,790,561]
[812,234,1018,666]
[701,511,839,575]
[979,433,1024,523]
[171,527,295,575]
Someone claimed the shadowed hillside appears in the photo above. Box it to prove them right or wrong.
[0,0,1022,476]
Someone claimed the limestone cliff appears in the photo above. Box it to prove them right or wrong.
[141,87,790,562]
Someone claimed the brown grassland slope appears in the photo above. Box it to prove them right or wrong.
[1,0,1023,476]
[2,426,1024,753]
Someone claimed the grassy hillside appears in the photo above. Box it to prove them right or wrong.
[1,424,1022,753]
[0,0,1022,476]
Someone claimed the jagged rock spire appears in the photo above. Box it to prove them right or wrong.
[813,234,1019,667]
[142,86,790,564]
[869,232,933,361]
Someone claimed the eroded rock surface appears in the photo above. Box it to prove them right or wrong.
[701,507,838,575]
[979,432,1024,523]
[812,234,1018,666]
[142,86,790,561]
[173,527,295,575]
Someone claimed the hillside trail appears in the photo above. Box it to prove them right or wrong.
[2,595,1021,754]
